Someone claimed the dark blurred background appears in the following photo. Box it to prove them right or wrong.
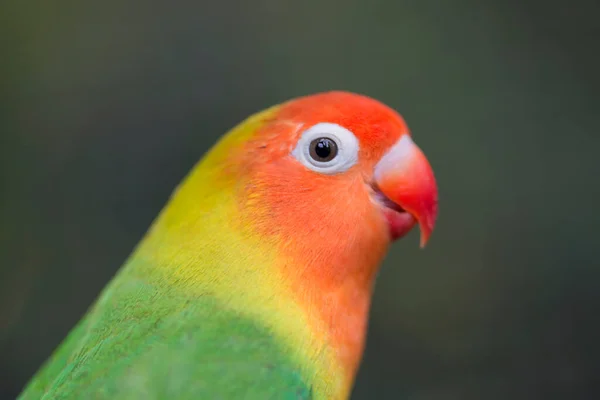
[1,0,598,399]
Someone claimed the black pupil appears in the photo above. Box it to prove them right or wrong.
[315,139,332,159]
[309,137,338,162]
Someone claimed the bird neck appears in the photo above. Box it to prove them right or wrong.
[130,171,379,400]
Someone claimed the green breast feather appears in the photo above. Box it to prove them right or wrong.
[18,258,312,399]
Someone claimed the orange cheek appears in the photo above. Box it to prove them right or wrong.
[247,160,386,283]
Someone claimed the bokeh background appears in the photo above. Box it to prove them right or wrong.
[1,0,598,398]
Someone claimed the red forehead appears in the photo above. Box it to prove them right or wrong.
[275,91,409,151]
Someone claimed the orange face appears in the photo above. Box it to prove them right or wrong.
[235,91,438,250]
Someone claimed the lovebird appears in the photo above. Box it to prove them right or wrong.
[19,91,438,400]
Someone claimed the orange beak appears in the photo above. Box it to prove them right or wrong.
[374,134,438,247]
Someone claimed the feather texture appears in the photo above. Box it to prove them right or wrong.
[19,91,437,400]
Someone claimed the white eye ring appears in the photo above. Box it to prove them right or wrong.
[291,122,360,175]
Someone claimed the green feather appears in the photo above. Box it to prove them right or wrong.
[19,258,312,399]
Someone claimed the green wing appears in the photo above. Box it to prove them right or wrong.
[19,264,312,399]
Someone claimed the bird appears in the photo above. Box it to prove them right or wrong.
[19,91,438,400]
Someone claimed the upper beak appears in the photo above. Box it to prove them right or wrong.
[374,134,438,247]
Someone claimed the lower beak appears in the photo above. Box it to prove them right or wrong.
[374,134,438,247]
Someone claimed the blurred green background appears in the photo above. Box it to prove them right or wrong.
[1,0,598,398]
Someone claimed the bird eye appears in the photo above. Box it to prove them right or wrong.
[291,122,359,174]
[309,138,338,162]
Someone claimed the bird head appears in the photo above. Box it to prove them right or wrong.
[218,91,438,250]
